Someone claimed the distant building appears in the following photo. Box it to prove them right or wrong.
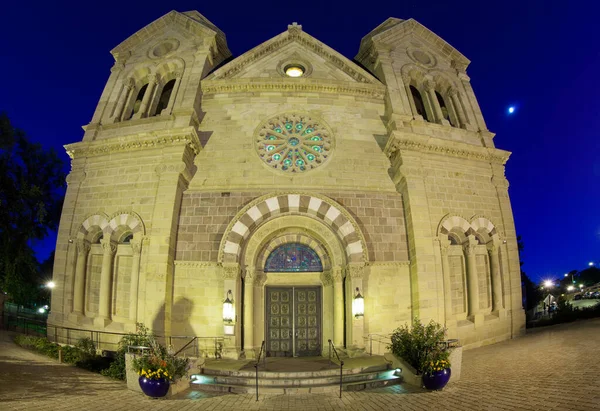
[49,10,525,357]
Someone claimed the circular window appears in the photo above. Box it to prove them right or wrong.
[148,38,180,59]
[255,113,332,173]
[284,65,305,77]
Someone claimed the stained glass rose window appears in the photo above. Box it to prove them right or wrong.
[255,113,332,173]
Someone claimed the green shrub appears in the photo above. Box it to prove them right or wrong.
[101,323,153,380]
[388,318,450,375]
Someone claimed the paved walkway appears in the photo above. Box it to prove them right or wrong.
[2,319,600,410]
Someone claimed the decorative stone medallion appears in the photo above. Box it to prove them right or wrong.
[255,113,332,173]
[407,47,436,68]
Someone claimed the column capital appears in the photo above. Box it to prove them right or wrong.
[346,263,366,279]
[125,78,135,90]
[424,80,436,92]
[463,235,478,256]
[131,237,143,255]
[76,239,91,255]
[401,74,412,85]
[447,87,458,97]
[244,268,256,282]
[254,273,267,287]
[439,238,452,256]
[320,271,333,286]
[332,266,344,282]
[221,263,240,279]
[100,238,117,255]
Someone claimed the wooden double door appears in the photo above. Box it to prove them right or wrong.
[266,286,321,357]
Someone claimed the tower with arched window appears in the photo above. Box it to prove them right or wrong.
[49,11,525,357]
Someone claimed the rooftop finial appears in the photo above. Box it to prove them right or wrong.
[287,22,302,33]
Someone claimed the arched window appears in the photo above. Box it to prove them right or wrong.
[436,91,454,126]
[153,79,176,116]
[410,86,429,122]
[264,243,323,272]
[128,84,148,119]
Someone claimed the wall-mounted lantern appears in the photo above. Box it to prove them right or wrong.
[352,287,364,318]
[223,290,235,335]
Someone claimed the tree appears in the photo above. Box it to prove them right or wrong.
[518,235,542,312]
[0,113,66,305]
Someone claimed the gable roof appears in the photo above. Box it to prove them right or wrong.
[110,10,231,63]
[358,18,470,70]
[206,23,381,84]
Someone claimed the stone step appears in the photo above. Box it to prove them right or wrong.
[193,369,395,387]
[190,375,402,395]
[201,363,389,379]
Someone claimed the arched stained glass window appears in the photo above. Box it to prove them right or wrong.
[264,243,323,272]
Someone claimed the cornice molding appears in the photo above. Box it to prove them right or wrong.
[201,79,385,100]
[65,129,201,160]
[386,135,510,165]
[368,261,410,267]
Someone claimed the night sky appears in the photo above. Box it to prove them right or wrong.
[2,0,599,283]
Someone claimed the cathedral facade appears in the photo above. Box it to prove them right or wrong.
[49,10,525,357]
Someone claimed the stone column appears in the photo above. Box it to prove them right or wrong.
[222,263,241,359]
[134,75,157,119]
[347,264,365,350]
[332,266,344,347]
[448,87,467,128]
[487,239,504,313]
[439,238,454,322]
[72,239,90,315]
[464,235,481,322]
[320,270,334,356]
[164,72,183,116]
[96,238,116,326]
[129,237,142,323]
[243,268,255,357]
[402,75,420,120]
[424,80,448,125]
[112,79,133,123]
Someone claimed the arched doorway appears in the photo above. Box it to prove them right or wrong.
[263,243,323,357]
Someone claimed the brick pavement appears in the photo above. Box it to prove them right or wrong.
[1,319,600,410]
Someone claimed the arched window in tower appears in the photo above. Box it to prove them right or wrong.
[436,91,454,126]
[264,243,323,272]
[153,79,176,116]
[129,84,148,119]
[410,85,429,122]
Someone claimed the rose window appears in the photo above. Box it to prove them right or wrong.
[256,113,332,173]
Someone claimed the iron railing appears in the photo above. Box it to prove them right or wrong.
[254,340,266,401]
[328,339,343,399]
[366,333,392,356]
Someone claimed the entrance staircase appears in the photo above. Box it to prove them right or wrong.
[189,356,402,395]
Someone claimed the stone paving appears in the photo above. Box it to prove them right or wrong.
[2,319,600,410]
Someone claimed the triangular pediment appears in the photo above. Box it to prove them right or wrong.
[206,24,380,84]
[358,18,470,70]
[110,10,231,63]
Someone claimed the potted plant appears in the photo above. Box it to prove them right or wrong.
[131,336,189,398]
[388,318,451,390]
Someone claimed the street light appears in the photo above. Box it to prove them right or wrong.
[589,262,594,267]
[46,281,55,289]
[567,285,575,292]
[543,280,554,288]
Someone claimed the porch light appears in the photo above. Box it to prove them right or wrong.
[352,287,364,318]
[223,290,234,323]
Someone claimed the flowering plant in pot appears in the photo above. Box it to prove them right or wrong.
[388,318,451,390]
[131,337,189,398]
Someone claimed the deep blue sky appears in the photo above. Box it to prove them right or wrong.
[2,0,599,283]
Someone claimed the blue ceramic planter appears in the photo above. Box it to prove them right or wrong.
[139,376,170,398]
[422,368,451,390]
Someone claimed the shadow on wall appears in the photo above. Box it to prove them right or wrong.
[152,298,195,353]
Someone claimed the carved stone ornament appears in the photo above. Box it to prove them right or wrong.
[221,263,240,279]
[253,274,267,287]
[347,264,365,279]
[131,238,143,255]
[331,267,344,282]
[463,236,478,256]
[439,238,452,256]
[320,271,333,286]
[76,239,91,255]
[100,238,117,255]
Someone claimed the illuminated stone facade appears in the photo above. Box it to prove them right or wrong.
[49,10,525,356]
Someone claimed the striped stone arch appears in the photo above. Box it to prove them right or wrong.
[76,213,110,242]
[219,192,368,264]
[256,233,331,272]
[438,214,499,243]
[107,211,145,242]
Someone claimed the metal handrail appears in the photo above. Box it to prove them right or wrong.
[174,336,197,356]
[254,340,266,402]
[366,333,392,356]
[328,339,344,399]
